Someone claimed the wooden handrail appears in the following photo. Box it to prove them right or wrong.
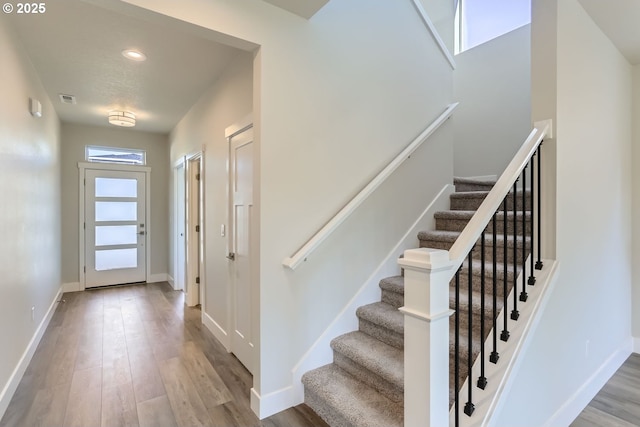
[448,121,551,267]
[283,103,459,270]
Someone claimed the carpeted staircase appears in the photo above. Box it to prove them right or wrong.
[302,178,531,427]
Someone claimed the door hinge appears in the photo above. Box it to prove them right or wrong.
[195,225,200,232]
[196,173,200,180]
[84,178,86,186]
[84,266,86,273]
[195,277,200,284]
[83,222,85,230]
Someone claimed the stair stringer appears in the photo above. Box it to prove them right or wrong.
[451,258,559,427]
[291,184,455,405]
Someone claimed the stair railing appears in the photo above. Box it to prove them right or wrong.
[399,120,551,427]
[282,103,458,270]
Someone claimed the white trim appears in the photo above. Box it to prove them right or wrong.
[634,337,640,354]
[202,311,230,351]
[225,113,253,139]
[250,386,296,420]
[290,184,455,406]
[283,103,459,270]
[147,273,168,283]
[167,274,176,289]
[78,163,152,290]
[410,0,457,69]
[543,338,632,427]
[62,282,81,293]
[0,287,62,420]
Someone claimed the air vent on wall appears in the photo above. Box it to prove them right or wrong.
[58,94,76,104]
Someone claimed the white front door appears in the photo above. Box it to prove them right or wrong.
[229,127,254,373]
[85,169,146,288]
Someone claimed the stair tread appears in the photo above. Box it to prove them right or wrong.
[434,210,530,220]
[331,331,403,387]
[303,364,403,427]
[357,302,403,334]
[454,177,496,186]
[450,189,531,199]
[379,276,404,294]
[418,230,531,247]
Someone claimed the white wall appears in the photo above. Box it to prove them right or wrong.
[0,16,61,417]
[60,123,170,284]
[169,51,253,335]
[453,24,531,178]
[120,0,455,415]
[632,65,640,341]
[494,0,633,425]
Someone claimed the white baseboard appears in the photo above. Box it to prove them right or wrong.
[634,337,640,354]
[543,338,632,427]
[250,386,295,419]
[0,286,63,420]
[147,273,168,283]
[290,184,455,406]
[202,311,230,351]
[167,274,176,289]
[62,282,81,293]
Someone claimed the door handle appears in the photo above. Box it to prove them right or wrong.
[226,252,235,260]
[139,231,145,236]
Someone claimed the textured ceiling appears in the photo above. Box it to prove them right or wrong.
[5,0,242,133]
[578,0,640,65]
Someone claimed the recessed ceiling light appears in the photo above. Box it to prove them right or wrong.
[122,49,147,61]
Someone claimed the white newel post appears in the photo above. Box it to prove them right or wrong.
[399,248,454,427]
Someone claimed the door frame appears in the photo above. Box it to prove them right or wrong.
[185,153,203,307]
[173,159,187,291]
[78,162,151,291]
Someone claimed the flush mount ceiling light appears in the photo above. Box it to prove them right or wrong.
[122,49,147,61]
[108,111,136,127]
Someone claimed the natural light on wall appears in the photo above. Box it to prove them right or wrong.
[455,0,531,54]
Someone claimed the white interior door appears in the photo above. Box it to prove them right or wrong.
[229,127,254,373]
[175,163,186,291]
[186,157,201,307]
[85,169,146,288]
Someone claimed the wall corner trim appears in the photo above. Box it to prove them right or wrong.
[202,312,231,351]
[250,386,296,420]
[147,273,168,283]
[0,286,63,420]
[543,338,632,427]
[62,282,81,293]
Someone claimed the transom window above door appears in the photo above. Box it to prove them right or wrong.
[86,145,146,165]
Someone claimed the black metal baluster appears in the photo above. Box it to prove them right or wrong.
[520,166,528,303]
[478,231,487,389]
[490,212,499,363]
[536,144,544,270]
[529,154,536,286]
[511,182,520,321]
[455,269,461,427]
[465,253,475,416]
[501,198,510,342]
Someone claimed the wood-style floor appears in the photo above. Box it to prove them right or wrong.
[0,282,327,427]
[571,353,640,427]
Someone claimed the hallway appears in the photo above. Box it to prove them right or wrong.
[0,283,326,427]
